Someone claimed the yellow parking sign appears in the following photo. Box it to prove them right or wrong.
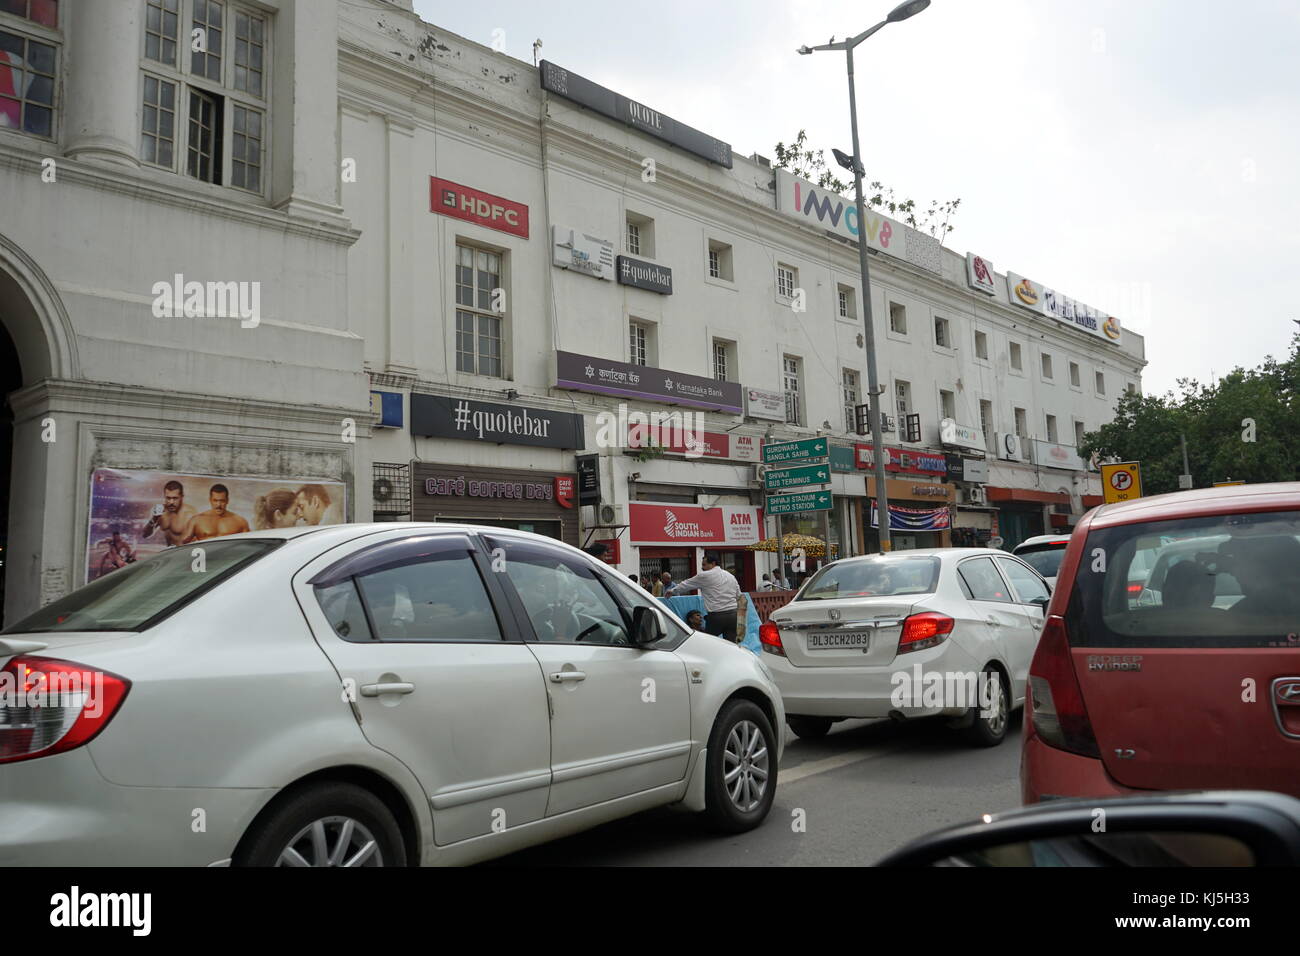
[1101,461,1143,504]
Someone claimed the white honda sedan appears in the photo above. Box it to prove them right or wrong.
[0,524,782,866]
[760,549,1050,747]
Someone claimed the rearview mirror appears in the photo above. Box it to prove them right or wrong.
[1030,595,1050,611]
[875,791,1300,867]
[630,606,665,646]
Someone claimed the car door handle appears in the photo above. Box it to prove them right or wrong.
[986,616,1001,627]
[359,682,415,697]
[549,670,587,683]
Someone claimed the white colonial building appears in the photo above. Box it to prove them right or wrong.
[0,0,1145,618]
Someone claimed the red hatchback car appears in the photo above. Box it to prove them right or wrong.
[1022,482,1300,802]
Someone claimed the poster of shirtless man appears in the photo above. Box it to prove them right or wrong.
[86,469,346,582]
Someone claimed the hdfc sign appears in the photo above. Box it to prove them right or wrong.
[430,177,529,238]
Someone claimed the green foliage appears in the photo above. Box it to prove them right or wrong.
[1080,336,1300,494]
[773,129,961,242]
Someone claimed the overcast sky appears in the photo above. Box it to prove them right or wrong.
[413,0,1300,396]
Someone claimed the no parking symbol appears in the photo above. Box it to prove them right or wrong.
[1101,461,1143,504]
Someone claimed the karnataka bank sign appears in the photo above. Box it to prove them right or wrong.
[774,169,943,275]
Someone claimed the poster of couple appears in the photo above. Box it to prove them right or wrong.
[86,468,347,582]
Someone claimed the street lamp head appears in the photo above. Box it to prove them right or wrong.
[796,45,813,54]
[886,0,930,23]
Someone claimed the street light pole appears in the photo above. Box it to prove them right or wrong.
[798,1,930,552]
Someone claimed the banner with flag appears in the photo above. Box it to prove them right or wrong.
[869,500,952,531]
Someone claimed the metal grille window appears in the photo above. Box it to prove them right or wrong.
[777,264,796,299]
[190,0,223,81]
[842,369,860,432]
[0,27,56,138]
[186,87,220,182]
[713,341,728,381]
[626,221,640,255]
[455,243,504,378]
[140,74,176,166]
[372,462,411,519]
[783,356,802,425]
[144,0,179,65]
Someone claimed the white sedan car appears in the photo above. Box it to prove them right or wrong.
[0,523,782,866]
[760,549,1050,747]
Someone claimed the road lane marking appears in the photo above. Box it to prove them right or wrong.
[778,746,903,787]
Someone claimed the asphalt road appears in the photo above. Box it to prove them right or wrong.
[489,712,1024,866]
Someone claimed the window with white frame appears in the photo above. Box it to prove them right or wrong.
[139,0,269,193]
[707,239,733,281]
[1046,414,1059,442]
[455,243,504,378]
[783,355,802,426]
[1069,361,1081,387]
[1009,341,1023,371]
[1126,381,1136,395]
[974,329,988,360]
[776,263,797,300]
[625,213,653,258]
[1014,406,1028,439]
[896,380,911,416]
[713,339,735,381]
[843,369,860,432]
[934,315,951,349]
[629,321,650,366]
[979,399,993,445]
[940,389,955,421]
[1041,351,1054,380]
[889,301,907,334]
[838,284,855,320]
[1097,370,1107,395]
[1074,420,1086,447]
[0,0,59,139]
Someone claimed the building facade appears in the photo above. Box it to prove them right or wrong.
[337,1,1145,582]
[0,0,1146,620]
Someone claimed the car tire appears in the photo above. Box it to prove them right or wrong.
[234,782,407,867]
[703,698,778,833]
[962,666,1010,748]
[787,716,833,739]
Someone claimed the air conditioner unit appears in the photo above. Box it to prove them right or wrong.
[997,432,1023,461]
[596,502,627,527]
[962,486,987,506]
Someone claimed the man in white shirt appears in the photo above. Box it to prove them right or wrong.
[668,551,742,641]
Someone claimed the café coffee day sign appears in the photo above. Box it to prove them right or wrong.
[1006,271,1123,346]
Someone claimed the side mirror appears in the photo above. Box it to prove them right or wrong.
[875,791,1300,867]
[1030,595,1050,611]
[630,606,665,646]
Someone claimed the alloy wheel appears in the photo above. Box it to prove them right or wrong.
[276,816,385,867]
[723,719,770,812]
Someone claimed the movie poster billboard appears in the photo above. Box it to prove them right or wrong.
[86,468,347,583]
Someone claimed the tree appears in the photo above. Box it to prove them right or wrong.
[773,129,961,243]
[1080,336,1300,495]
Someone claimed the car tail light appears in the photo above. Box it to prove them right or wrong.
[1126,583,1142,594]
[759,622,785,657]
[897,612,954,654]
[0,656,130,764]
[1026,615,1099,758]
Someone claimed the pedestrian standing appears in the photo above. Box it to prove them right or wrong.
[667,552,742,641]
[653,571,672,597]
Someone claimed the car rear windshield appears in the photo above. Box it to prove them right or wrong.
[1067,509,1300,648]
[798,556,940,600]
[1015,544,1067,579]
[3,539,281,633]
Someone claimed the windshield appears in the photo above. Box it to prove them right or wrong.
[798,556,940,600]
[4,539,281,633]
[1016,545,1067,579]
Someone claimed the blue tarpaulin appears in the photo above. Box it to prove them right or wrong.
[658,594,762,656]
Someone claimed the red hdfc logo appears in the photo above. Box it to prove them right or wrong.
[429,177,530,238]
